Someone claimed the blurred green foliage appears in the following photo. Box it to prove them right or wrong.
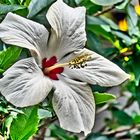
[0,0,140,140]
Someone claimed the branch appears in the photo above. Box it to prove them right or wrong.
[93,6,115,17]
[102,124,140,136]
[33,117,57,140]
[93,0,133,17]
[96,104,110,114]
[122,97,135,110]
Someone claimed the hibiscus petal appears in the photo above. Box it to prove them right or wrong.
[52,75,95,135]
[46,0,86,60]
[0,58,52,107]
[0,12,49,63]
[63,48,130,87]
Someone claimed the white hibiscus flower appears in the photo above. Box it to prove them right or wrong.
[0,0,129,135]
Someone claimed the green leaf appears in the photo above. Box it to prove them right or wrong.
[75,0,81,5]
[90,0,123,6]
[127,4,138,27]
[132,56,140,86]
[7,107,24,114]
[10,106,39,140]
[94,92,116,105]
[112,31,136,45]
[87,15,108,26]
[30,8,50,27]
[0,68,4,73]
[80,0,102,15]
[7,0,19,4]
[87,16,115,41]
[133,114,140,124]
[0,106,8,113]
[87,25,114,41]
[127,4,140,36]
[111,107,133,125]
[116,0,129,9]
[0,46,22,72]
[0,4,27,15]
[132,134,140,140]
[27,0,54,18]
[85,133,112,140]
[49,125,78,140]
[5,115,14,128]
[101,16,119,30]
[87,30,105,55]
[38,109,52,119]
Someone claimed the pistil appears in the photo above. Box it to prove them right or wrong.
[44,63,69,74]
[42,53,91,80]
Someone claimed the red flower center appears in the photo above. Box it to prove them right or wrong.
[42,56,64,80]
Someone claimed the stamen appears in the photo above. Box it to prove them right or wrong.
[43,53,92,76]
[68,53,92,69]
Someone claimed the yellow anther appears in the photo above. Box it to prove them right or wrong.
[69,54,92,69]
[118,19,128,32]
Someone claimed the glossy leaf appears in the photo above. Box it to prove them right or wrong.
[127,4,140,36]
[87,15,107,26]
[87,16,114,41]
[0,4,26,15]
[111,107,133,125]
[94,92,116,105]
[10,106,39,140]
[90,0,123,6]
[127,4,138,26]
[133,114,140,124]
[80,0,102,15]
[75,0,81,5]
[0,46,22,72]
[112,31,136,45]
[116,0,129,9]
[49,125,78,140]
[101,16,119,30]
[87,31,105,55]
[0,106,8,113]
[28,0,54,18]
[85,133,114,140]
[38,109,52,119]
[132,56,140,86]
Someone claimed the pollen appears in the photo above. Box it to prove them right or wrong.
[68,53,92,69]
